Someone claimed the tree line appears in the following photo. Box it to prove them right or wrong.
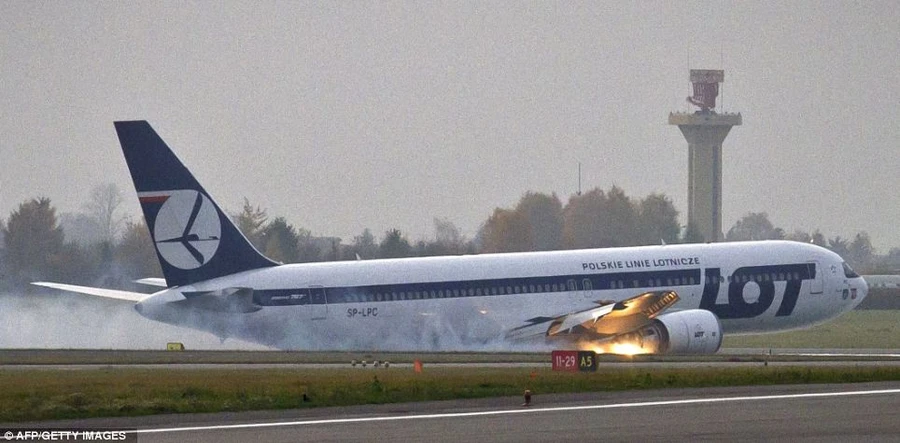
[2,184,898,291]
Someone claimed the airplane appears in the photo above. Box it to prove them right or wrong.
[862,275,900,290]
[33,121,869,354]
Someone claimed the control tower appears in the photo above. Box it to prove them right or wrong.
[669,69,741,242]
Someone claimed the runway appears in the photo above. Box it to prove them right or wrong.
[3,349,899,441]
[11,382,900,442]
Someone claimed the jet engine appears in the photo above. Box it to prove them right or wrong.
[601,309,723,355]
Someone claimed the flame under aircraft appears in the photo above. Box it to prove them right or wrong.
[34,121,869,354]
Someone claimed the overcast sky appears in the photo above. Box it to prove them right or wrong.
[2,1,898,250]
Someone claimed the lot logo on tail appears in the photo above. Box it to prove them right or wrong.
[150,190,222,269]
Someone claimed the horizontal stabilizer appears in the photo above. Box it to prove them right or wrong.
[134,278,168,287]
[32,282,146,303]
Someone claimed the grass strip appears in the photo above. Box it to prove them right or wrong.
[723,310,900,349]
[1,366,899,422]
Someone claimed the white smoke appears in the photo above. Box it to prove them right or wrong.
[0,292,267,350]
[0,290,552,352]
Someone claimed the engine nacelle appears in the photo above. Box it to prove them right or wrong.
[607,309,722,354]
[653,309,723,354]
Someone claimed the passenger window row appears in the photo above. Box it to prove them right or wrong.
[608,276,697,290]
[344,280,576,303]
[333,272,699,303]
[703,272,804,285]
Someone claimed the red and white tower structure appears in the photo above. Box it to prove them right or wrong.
[669,69,741,242]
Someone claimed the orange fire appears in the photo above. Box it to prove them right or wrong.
[588,340,653,356]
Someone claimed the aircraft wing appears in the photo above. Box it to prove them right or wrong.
[505,291,680,340]
[31,282,147,303]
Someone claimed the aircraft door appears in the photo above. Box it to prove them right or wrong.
[809,262,823,294]
[309,286,328,320]
[566,279,581,299]
[581,278,594,299]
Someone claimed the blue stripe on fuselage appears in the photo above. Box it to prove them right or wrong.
[253,268,702,306]
[251,262,817,308]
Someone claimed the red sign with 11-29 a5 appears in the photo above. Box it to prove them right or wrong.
[551,350,596,372]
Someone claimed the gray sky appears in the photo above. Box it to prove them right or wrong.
[2,1,898,249]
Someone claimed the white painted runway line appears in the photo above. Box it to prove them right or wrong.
[792,352,900,358]
[134,387,900,435]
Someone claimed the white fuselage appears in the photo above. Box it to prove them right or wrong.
[135,240,868,351]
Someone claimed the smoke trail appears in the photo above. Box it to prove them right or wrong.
[0,292,267,350]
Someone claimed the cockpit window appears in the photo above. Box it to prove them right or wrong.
[842,262,859,278]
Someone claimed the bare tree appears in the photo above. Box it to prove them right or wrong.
[348,228,378,260]
[84,183,126,244]
[432,217,468,254]
[116,220,162,279]
[848,232,874,271]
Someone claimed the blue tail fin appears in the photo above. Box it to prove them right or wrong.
[114,121,277,287]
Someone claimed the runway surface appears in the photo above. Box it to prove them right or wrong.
[10,382,900,442]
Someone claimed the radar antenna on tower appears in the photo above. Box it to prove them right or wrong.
[686,69,724,112]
